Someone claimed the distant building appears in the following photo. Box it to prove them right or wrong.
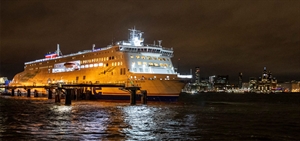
[277,81,300,92]
[0,77,9,93]
[238,72,243,89]
[248,67,277,93]
[209,75,229,92]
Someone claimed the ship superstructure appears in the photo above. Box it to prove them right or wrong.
[11,28,186,97]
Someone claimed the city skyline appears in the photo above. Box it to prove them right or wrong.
[1,0,299,82]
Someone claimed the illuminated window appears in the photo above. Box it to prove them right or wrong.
[136,55,140,59]
[130,55,134,58]
[85,64,89,68]
[99,63,103,67]
[89,64,93,67]
[94,63,98,67]
[154,63,159,66]
[141,56,145,59]
[143,62,147,65]
[147,56,152,60]
[149,62,154,66]
[138,61,142,65]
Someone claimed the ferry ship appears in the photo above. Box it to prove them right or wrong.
[10,28,189,99]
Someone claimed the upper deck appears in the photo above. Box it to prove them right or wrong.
[24,28,174,65]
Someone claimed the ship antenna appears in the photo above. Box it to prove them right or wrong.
[92,44,95,51]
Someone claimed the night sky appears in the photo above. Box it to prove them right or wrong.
[1,0,299,83]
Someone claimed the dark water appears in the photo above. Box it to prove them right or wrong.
[0,93,299,140]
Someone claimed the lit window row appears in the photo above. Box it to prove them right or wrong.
[80,61,123,69]
[132,62,171,67]
[81,55,122,64]
[130,55,170,61]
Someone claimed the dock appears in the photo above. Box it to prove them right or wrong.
[0,83,147,105]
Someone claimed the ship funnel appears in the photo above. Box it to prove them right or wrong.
[56,44,63,56]
[57,44,60,56]
[158,40,162,47]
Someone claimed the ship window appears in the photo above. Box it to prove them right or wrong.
[162,58,166,61]
[112,56,114,60]
[83,76,86,80]
[89,64,93,67]
[94,63,98,67]
[138,61,142,65]
[141,56,145,59]
[99,63,103,67]
[109,57,111,60]
[149,62,154,66]
[85,64,89,68]
[167,58,170,61]
[139,68,143,72]
[133,68,137,72]
[143,62,147,66]
[76,76,79,81]
[106,63,108,66]
[147,56,151,60]
[130,55,134,58]
[81,65,84,68]
[107,57,109,60]
[160,63,163,67]
[154,63,159,66]
[136,55,140,59]
[112,62,114,66]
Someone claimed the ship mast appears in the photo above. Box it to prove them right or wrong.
[128,27,144,46]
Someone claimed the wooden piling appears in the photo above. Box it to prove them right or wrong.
[48,89,52,99]
[27,89,31,97]
[141,90,147,104]
[65,89,72,105]
[11,89,15,96]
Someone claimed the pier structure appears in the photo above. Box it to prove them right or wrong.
[0,83,147,105]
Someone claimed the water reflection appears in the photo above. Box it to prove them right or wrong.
[1,95,300,140]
